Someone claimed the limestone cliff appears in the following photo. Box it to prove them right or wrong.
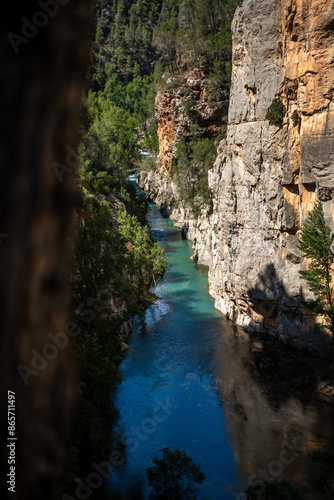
[155,68,228,171]
[139,0,334,357]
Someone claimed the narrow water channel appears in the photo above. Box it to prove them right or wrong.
[109,193,334,499]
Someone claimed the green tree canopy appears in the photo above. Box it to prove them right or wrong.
[298,201,334,335]
[79,92,138,184]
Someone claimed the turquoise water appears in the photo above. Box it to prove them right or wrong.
[109,195,334,499]
[109,203,241,499]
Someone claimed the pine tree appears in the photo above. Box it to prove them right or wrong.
[298,201,334,335]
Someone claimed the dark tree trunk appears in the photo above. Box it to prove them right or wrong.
[0,2,92,499]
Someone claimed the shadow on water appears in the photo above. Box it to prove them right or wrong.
[109,200,334,500]
[125,480,145,500]
[214,316,334,499]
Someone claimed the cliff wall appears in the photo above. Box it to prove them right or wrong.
[139,0,334,357]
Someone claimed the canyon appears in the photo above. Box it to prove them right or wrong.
[138,0,334,357]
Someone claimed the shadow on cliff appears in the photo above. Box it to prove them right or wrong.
[245,262,333,360]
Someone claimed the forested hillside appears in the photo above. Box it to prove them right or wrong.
[90,0,239,164]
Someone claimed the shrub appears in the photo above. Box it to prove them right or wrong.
[165,77,182,91]
[173,137,216,217]
[207,198,214,216]
[291,109,299,127]
[91,178,109,195]
[266,98,284,127]
[183,99,197,114]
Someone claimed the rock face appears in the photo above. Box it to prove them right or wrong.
[139,0,334,357]
[155,67,228,173]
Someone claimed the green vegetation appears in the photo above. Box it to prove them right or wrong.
[65,188,166,495]
[246,480,304,499]
[90,0,240,123]
[92,0,163,84]
[90,0,165,154]
[175,0,240,88]
[149,0,240,84]
[64,0,242,493]
[79,91,138,186]
[173,137,216,216]
[64,3,172,488]
[146,448,206,499]
[266,98,284,127]
[90,0,241,217]
[118,210,167,294]
[298,202,334,336]
[66,203,123,484]
[291,109,299,127]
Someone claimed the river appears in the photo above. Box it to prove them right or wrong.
[108,190,334,499]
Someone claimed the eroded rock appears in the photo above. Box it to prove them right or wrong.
[139,0,334,357]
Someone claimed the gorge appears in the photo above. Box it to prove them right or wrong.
[4,1,334,499]
[138,0,334,357]
[64,0,334,498]
[109,195,334,499]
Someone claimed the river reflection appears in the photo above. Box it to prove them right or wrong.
[109,200,334,499]
[213,323,334,498]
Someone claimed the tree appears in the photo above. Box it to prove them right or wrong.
[118,210,167,298]
[173,137,216,216]
[153,21,177,69]
[298,202,334,335]
[146,447,205,499]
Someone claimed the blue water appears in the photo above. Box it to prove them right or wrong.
[109,195,334,500]
[109,203,241,499]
